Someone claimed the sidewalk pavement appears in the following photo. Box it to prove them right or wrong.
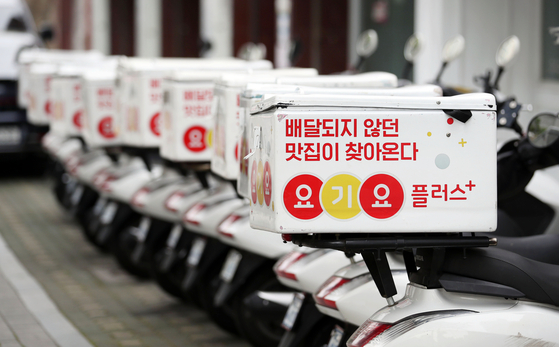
[0,177,250,347]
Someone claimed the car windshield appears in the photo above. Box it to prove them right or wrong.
[0,6,28,32]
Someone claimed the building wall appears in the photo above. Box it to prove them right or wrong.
[415,0,558,122]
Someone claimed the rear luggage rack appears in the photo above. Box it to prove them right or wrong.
[285,233,497,305]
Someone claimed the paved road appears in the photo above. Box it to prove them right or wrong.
[0,174,250,347]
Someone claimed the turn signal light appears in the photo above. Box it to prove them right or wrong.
[131,187,150,207]
[218,214,242,238]
[183,203,207,225]
[314,273,372,310]
[164,191,185,212]
[273,249,331,281]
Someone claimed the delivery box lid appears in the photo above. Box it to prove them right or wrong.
[276,72,397,88]
[250,93,495,116]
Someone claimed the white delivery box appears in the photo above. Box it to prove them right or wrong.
[82,70,120,148]
[237,81,440,199]
[118,58,272,148]
[276,72,398,88]
[50,73,83,137]
[247,93,497,234]
[27,63,58,125]
[211,68,318,180]
[18,49,104,108]
[160,62,273,162]
[51,60,120,137]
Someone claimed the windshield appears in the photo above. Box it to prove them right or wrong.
[0,6,29,32]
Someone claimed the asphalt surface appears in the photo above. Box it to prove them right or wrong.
[0,164,250,347]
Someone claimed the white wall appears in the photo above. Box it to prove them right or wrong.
[135,0,162,57]
[200,0,233,57]
[348,0,362,68]
[91,0,110,54]
[71,0,86,50]
[415,0,559,125]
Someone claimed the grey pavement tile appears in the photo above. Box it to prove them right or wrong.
[0,341,23,347]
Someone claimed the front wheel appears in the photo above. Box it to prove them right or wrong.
[233,267,289,347]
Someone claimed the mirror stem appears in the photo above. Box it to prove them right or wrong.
[434,62,448,84]
[402,61,413,81]
[355,56,366,71]
[493,66,504,91]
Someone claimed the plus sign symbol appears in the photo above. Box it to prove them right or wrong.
[283,174,323,220]
[359,173,405,219]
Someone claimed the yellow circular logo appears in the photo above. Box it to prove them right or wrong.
[321,174,362,219]
[207,128,213,148]
[257,160,264,205]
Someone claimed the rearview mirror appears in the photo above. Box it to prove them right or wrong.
[356,30,379,58]
[442,35,465,63]
[495,35,520,68]
[404,34,422,62]
[528,113,559,148]
[238,42,267,61]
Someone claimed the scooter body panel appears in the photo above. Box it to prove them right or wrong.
[372,284,517,324]
[75,154,113,187]
[218,203,294,259]
[130,176,201,222]
[182,182,242,237]
[275,248,335,291]
[374,300,559,346]
[103,169,151,204]
[297,251,362,295]
[54,138,82,162]
[525,165,559,235]
[333,271,409,327]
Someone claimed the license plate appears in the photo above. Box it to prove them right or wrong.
[70,185,84,206]
[99,202,118,225]
[186,237,207,267]
[93,197,108,215]
[0,126,21,145]
[135,217,151,242]
[281,292,305,331]
[327,325,345,347]
[166,224,183,248]
[219,249,242,283]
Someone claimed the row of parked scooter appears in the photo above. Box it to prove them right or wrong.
[18,32,559,347]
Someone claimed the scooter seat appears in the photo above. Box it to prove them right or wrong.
[443,247,559,306]
[495,234,559,265]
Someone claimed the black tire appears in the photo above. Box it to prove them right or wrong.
[147,225,188,301]
[110,215,151,278]
[80,207,105,248]
[194,254,240,336]
[233,267,289,347]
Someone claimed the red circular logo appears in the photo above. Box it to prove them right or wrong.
[283,174,323,220]
[184,126,206,152]
[263,161,272,206]
[150,112,161,136]
[250,160,258,203]
[235,142,240,162]
[73,110,83,129]
[98,116,116,138]
[359,173,405,219]
[44,101,51,116]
